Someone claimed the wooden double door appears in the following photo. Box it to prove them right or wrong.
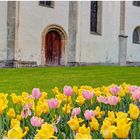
[45,31,61,66]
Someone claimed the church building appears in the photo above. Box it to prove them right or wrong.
[0,1,140,67]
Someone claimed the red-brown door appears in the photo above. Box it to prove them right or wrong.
[45,31,61,65]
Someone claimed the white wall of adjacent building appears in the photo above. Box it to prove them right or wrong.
[76,1,120,64]
[125,1,140,63]
[17,1,69,65]
[0,1,7,61]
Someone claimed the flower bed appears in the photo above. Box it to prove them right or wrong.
[0,83,140,139]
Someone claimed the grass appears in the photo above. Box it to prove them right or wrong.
[0,66,140,95]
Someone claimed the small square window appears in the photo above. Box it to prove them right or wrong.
[39,1,54,8]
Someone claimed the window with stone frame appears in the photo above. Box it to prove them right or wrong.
[133,1,140,7]
[90,1,102,35]
[39,1,54,8]
[133,27,140,44]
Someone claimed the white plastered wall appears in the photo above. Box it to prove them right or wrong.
[17,1,69,65]
[125,1,140,63]
[0,1,7,61]
[76,1,120,64]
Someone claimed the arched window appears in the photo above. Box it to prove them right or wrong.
[133,27,140,44]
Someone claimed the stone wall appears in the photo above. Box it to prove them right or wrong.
[17,1,69,66]
[125,1,140,63]
[76,1,120,64]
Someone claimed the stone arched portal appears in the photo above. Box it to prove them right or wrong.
[41,24,67,66]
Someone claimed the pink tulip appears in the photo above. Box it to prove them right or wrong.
[97,96,105,103]
[47,98,59,109]
[97,96,119,105]
[32,88,42,99]
[107,96,119,106]
[84,110,95,120]
[129,86,137,93]
[103,97,109,104]
[97,96,109,104]
[131,89,140,100]
[63,86,73,96]
[110,86,120,95]
[82,90,94,100]
[128,86,140,100]
[21,104,32,118]
[30,116,44,127]
[137,87,140,90]
[71,107,81,116]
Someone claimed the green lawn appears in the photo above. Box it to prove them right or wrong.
[0,66,140,95]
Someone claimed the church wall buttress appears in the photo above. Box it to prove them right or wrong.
[7,1,16,61]
[119,1,127,66]
[67,1,78,65]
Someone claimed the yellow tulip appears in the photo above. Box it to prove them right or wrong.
[10,93,22,104]
[52,87,60,95]
[56,93,64,104]
[102,118,112,126]
[25,126,29,132]
[75,133,92,139]
[121,82,130,93]
[94,106,105,119]
[35,105,43,116]
[129,104,139,120]
[118,88,125,97]
[8,125,27,139]
[78,124,91,136]
[0,93,8,115]
[93,88,101,96]
[36,100,50,116]
[78,118,84,123]
[39,92,48,101]
[73,86,78,95]
[108,111,115,124]
[115,112,131,126]
[114,119,132,138]
[35,123,56,139]
[21,93,34,107]
[67,116,79,131]
[63,96,72,104]
[90,117,99,131]
[16,115,22,121]
[116,112,128,119]
[75,124,92,139]
[21,92,29,100]
[10,119,20,128]
[101,124,115,139]
[76,96,85,106]
[7,108,16,118]
[62,104,71,114]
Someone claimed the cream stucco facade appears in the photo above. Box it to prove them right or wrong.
[0,1,140,67]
